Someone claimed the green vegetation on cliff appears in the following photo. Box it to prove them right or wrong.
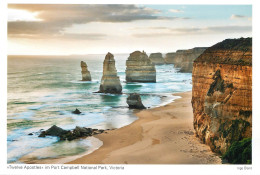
[194,37,252,66]
[222,138,252,164]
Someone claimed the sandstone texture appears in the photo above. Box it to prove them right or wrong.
[99,52,122,94]
[171,47,207,72]
[164,52,176,64]
[126,93,146,109]
[126,51,156,82]
[191,38,252,155]
[81,61,91,81]
[149,52,165,64]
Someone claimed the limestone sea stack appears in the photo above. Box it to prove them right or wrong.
[126,51,156,82]
[172,47,207,72]
[99,52,122,94]
[191,38,252,155]
[164,52,176,64]
[81,61,91,81]
[149,52,165,64]
[127,93,146,109]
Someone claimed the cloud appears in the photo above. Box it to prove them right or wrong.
[132,25,252,37]
[169,9,184,13]
[8,4,176,39]
[230,14,251,21]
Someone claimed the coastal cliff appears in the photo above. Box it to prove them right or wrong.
[80,61,91,81]
[99,52,122,94]
[164,52,176,64]
[149,52,165,64]
[191,38,252,156]
[126,51,156,82]
[169,47,207,72]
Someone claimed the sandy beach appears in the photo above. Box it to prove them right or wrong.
[68,91,222,164]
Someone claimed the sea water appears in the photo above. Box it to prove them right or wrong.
[7,54,192,163]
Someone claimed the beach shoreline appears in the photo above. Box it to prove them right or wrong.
[67,91,222,164]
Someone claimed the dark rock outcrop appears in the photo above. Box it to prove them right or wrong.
[81,61,91,81]
[38,125,107,141]
[72,108,81,114]
[126,51,156,82]
[99,52,122,94]
[127,93,146,109]
[149,52,165,64]
[191,38,252,155]
[38,125,68,137]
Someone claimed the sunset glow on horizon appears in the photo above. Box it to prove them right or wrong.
[8,4,252,55]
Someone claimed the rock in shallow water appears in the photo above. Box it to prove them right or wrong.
[38,125,108,141]
[99,52,122,94]
[38,125,68,137]
[127,93,146,109]
[72,108,81,114]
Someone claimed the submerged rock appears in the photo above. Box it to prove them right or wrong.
[72,108,81,114]
[126,51,156,82]
[127,93,146,109]
[149,52,165,64]
[81,61,91,81]
[99,52,122,94]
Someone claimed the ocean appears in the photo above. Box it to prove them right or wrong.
[7,54,192,163]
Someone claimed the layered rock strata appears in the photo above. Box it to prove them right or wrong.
[149,52,165,64]
[172,47,207,72]
[127,93,146,109]
[81,61,91,81]
[191,38,252,155]
[99,52,122,94]
[164,52,176,64]
[126,51,156,82]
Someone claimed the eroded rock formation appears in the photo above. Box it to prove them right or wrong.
[149,52,165,64]
[99,52,122,94]
[191,38,252,155]
[81,61,91,81]
[164,52,176,64]
[127,93,146,109]
[171,47,207,72]
[126,51,156,82]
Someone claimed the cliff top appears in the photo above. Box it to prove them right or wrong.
[176,47,207,54]
[105,52,115,61]
[149,53,163,57]
[81,61,87,67]
[194,38,252,66]
[129,51,148,58]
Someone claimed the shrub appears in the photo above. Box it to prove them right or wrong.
[222,138,252,164]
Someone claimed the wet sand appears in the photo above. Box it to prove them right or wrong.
[68,91,222,164]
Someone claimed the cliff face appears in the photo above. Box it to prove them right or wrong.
[126,51,156,82]
[191,38,252,154]
[164,52,176,64]
[81,61,91,81]
[149,53,165,65]
[99,52,122,94]
[172,47,207,72]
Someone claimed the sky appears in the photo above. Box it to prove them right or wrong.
[7,4,252,55]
